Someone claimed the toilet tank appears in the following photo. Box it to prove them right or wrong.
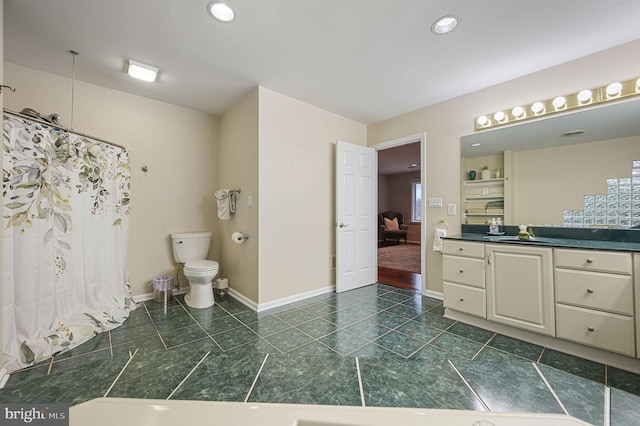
[171,232,212,263]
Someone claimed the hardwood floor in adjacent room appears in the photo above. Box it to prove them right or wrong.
[377,266,421,292]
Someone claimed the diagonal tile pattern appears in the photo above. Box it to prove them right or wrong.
[1,283,639,425]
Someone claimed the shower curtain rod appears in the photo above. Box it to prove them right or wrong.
[3,108,126,150]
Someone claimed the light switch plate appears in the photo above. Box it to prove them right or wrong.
[247,196,253,207]
[448,204,456,215]
[428,198,443,208]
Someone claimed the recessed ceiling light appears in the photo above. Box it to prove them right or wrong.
[126,60,158,82]
[208,1,235,22]
[431,15,459,35]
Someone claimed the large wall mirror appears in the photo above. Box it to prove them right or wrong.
[460,99,640,229]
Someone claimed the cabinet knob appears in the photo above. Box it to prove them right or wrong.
[586,258,593,264]
[458,247,464,251]
[587,326,595,332]
[459,298,465,302]
[587,288,594,294]
[459,269,464,273]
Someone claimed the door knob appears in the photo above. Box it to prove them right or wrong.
[339,223,348,228]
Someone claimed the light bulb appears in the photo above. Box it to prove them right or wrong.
[577,89,592,103]
[476,115,488,126]
[531,101,545,114]
[493,111,506,122]
[511,106,524,118]
[552,96,566,109]
[606,82,622,98]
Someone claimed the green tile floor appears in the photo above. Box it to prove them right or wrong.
[2,283,640,425]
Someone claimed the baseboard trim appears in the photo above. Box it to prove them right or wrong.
[256,285,336,312]
[227,288,259,312]
[423,289,443,301]
[132,287,189,304]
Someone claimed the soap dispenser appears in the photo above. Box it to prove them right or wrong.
[489,218,499,235]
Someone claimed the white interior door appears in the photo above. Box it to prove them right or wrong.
[336,141,377,293]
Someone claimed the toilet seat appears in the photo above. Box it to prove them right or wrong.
[184,260,219,272]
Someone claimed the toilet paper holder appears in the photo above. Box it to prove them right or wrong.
[231,231,249,243]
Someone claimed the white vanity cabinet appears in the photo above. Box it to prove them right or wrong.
[554,248,635,357]
[442,240,486,318]
[486,244,555,336]
[442,238,640,360]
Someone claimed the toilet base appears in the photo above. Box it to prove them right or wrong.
[185,283,215,309]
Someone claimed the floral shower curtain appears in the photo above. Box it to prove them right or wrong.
[2,113,133,372]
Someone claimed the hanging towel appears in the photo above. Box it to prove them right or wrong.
[433,228,448,252]
[215,189,231,220]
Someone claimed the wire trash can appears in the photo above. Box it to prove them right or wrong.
[152,276,173,303]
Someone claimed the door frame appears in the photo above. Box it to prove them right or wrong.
[371,132,427,294]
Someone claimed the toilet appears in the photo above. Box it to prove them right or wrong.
[171,232,219,309]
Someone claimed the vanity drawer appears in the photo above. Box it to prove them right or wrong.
[443,282,486,318]
[443,255,485,288]
[443,240,485,258]
[554,249,632,275]
[556,304,635,357]
[555,268,634,315]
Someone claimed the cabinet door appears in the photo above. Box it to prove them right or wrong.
[486,244,555,336]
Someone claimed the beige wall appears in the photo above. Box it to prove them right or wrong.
[384,171,421,243]
[514,135,640,225]
[3,63,219,297]
[218,88,259,303]
[368,39,640,294]
[258,87,367,304]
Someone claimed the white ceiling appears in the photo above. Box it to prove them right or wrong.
[4,1,640,125]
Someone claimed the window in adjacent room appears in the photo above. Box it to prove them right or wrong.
[411,179,421,222]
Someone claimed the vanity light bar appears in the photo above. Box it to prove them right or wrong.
[474,76,640,130]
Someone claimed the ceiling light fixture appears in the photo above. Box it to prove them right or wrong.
[474,76,640,130]
[208,1,235,22]
[431,15,459,35]
[126,59,158,82]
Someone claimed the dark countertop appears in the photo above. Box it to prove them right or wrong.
[445,224,640,251]
[445,232,640,252]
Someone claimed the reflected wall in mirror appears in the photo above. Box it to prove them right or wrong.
[460,99,640,228]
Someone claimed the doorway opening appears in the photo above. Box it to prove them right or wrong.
[374,133,426,293]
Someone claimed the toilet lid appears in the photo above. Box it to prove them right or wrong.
[184,260,219,271]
